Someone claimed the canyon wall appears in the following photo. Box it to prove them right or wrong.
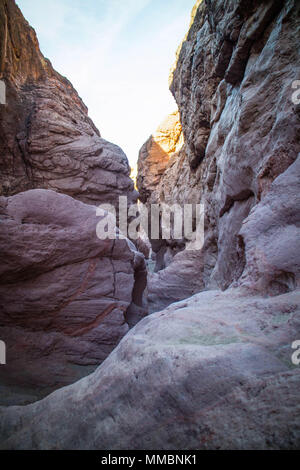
[0,0,137,206]
[0,0,300,449]
[138,0,300,311]
[0,0,145,404]
[1,287,299,449]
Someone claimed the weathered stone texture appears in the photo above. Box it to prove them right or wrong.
[0,189,145,404]
[138,0,300,311]
[1,288,299,449]
[0,0,137,206]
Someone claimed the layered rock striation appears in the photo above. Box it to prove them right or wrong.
[0,0,137,206]
[0,189,145,405]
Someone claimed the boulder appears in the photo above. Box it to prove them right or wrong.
[147,249,204,313]
[0,0,137,207]
[0,189,145,405]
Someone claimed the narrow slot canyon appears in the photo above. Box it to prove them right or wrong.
[0,0,299,451]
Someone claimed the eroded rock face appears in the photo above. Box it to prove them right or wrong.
[138,0,300,311]
[0,0,137,206]
[1,287,299,449]
[0,189,145,405]
[137,111,183,205]
[239,155,300,295]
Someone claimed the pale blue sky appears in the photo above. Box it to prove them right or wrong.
[17,0,195,166]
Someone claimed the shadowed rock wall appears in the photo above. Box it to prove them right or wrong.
[138,0,300,312]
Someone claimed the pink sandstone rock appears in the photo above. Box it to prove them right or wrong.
[0,189,146,404]
[0,0,137,207]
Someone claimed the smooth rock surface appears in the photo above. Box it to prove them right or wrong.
[239,155,300,295]
[0,189,145,405]
[0,287,299,449]
[138,0,300,312]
